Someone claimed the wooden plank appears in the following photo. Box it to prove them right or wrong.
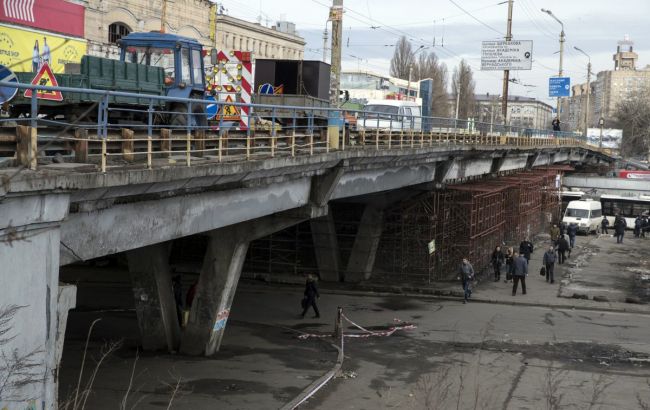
[16,125,37,170]
[121,128,135,162]
[74,128,88,163]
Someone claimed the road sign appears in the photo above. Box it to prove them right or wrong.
[205,95,218,120]
[216,95,240,122]
[24,62,63,101]
[481,40,533,71]
[549,77,570,97]
[0,64,18,104]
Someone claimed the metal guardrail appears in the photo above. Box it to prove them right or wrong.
[1,81,593,173]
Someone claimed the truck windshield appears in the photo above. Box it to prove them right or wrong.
[363,105,399,120]
[566,208,589,218]
[125,46,175,82]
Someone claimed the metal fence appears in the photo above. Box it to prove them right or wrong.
[1,81,590,172]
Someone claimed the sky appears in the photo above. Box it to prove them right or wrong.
[220,0,650,103]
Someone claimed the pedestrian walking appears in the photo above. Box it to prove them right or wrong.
[512,252,528,296]
[642,215,649,238]
[491,245,505,282]
[567,223,578,250]
[519,238,534,263]
[300,274,320,318]
[550,224,560,246]
[504,247,515,283]
[634,215,642,238]
[601,216,609,235]
[552,117,561,131]
[559,222,566,237]
[614,215,627,244]
[543,245,557,284]
[457,258,475,304]
[557,235,569,264]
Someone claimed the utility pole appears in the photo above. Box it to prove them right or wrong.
[584,61,591,135]
[322,26,328,63]
[160,0,168,33]
[329,0,343,106]
[501,0,514,125]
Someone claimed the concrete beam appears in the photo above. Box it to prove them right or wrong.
[490,154,507,174]
[434,158,455,183]
[310,161,346,207]
[127,242,181,352]
[180,209,312,356]
[310,208,341,282]
[525,152,540,170]
[345,204,384,282]
[60,178,312,265]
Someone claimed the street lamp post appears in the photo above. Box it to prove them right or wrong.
[574,46,592,137]
[541,8,565,123]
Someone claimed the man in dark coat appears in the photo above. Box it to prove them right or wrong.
[634,216,642,238]
[491,246,505,282]
[458,258,475,304]
[301,274,320,318]
[519,238,534,263]
[543,245,557,284]
[614,215,627,243]
[552,118,561,132]
[567,223,578,250]
[512,252,528,296]
[601,216,609,234]
[557,235,570,264]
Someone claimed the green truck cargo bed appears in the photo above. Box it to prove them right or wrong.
[12,56,166,107]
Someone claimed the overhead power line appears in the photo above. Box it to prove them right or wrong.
[448,0,505,37]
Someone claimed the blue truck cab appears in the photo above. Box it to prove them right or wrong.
[119,32,206,100]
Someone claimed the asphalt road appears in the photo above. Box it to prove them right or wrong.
[59,278,650,409]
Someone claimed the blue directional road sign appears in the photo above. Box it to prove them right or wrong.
[549,77,571,97]
[205,95,218,120]
[0,64,18,104]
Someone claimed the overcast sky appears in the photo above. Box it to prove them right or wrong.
[221,0,650,102]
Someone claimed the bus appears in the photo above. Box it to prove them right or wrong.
[600,194,650,227]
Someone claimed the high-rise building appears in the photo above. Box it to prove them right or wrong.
[590,37,650,127]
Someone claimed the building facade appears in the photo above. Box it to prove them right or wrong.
[590,37,650,127]
[473,94,554,130]
[84,0,304,61]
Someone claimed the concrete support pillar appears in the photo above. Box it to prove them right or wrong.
[310,209,341,282]
[180,208,315,356]
[126,242,180,352]
[0,193,70,409]
[345,204,384,282]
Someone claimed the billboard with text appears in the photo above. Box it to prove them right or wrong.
[586,128,622,149]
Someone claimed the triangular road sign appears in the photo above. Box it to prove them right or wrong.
[216,95,240,121]
[24,63,63,101]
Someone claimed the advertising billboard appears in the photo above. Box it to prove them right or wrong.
[0,0,85,37]
[0,24,86,74]
[586,128,623,149]
[481,40,533,71]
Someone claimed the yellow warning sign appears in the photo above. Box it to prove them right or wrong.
[216,95,240,121]
[24,62,63,101]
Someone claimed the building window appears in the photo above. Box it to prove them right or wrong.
[232,36,236,50]
[265,44,268,57]
[108,22,131,44]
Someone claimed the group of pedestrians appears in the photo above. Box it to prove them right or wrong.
[459,221,583,303]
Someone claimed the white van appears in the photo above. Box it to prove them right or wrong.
[360,100,422,131]
[562,199,602,234]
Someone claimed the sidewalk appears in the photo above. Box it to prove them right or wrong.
[244,233,650,315]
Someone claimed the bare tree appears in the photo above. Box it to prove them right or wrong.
[0,305,44,404]
[413,51,449,118]
[451,59,476,120]
[613,87,650,158]
[389,36,415,80]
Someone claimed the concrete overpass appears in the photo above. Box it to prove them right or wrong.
[0,142,611,408]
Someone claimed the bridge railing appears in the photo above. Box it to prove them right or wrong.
[0,81,591,172]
